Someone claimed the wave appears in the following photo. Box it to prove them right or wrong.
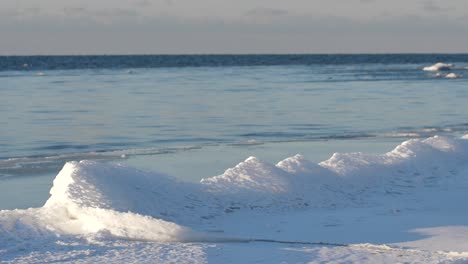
[3,122,468,178]
[3,122,468,179]
[0,146,202,178]
[1,134,468,247]
[238,123,468,141]
[4,54,468,72]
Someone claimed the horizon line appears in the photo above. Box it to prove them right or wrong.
[2,52,468,57]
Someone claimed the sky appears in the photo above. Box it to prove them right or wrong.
[1,0,468,55]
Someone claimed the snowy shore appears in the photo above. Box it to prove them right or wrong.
[2,135,468,263]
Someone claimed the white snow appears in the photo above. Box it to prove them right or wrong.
[423,62,454,71]
[2,135,468,263]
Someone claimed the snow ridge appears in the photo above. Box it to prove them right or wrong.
[1,135,468,259]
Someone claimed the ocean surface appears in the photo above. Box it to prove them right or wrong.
[1,54,468,209]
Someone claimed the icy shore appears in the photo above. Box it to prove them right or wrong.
[2,135,468,263]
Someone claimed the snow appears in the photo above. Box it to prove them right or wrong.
[201,156,292,194]
[2,135,468,263]
[423,62,454,71]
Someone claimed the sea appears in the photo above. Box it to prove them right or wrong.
[1,54,468,210]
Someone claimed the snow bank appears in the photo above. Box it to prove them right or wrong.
[423,62,454,71]
[201,156,291,194]
[1,135,468,248]
[202,135,468,209]
[43,161,205,221]
[0,161,203,245]
[0,207,192,245]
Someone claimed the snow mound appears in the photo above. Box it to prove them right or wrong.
[44,161,205,220]
[0,161,205,245]
[320,136,467,192]
[1,135,468,250]
[276,154,330,177]
[201,156,291,194]
[423,62,454,71]
[201,155,341,209]
[202,135,468,208]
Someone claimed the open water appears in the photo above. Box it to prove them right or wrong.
[1,54,468,209]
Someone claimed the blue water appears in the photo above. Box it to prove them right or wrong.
[2,54,468,71]
[1,54,468,208]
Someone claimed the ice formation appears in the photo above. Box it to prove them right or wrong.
[423,62,454,71]
[2,135,468,262]
[446,73,461,79]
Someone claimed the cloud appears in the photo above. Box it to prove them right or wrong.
[422,0,448,12]
[0,7,41,18]
[135,0,152,7]
[0,9,19,17]
[61,7,139,22]
[2,5,468,55]
[245,7,289,17]
[164,0,174,6]
[243,7,289,24]
[3,7,466,35]
[96,8,138,18]
[63,7,88,16]
[23,7,41,15]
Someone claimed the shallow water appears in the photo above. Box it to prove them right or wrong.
[1,54,468,209]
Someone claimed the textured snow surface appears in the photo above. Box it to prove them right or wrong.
[2,135,468,263]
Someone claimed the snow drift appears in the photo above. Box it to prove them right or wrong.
[0,162,200,245]
[1,135,468,247]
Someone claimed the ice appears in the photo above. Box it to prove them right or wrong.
[423,62,454,71]
[276,154,331,177]
[201,156,291,194]
[446,73,461,79]
[2,134,468,263]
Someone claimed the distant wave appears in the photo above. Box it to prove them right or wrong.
[3,54,468,72]
[238,123,468,141]
[0,146,201,178]
[2,123,468,178]
[229,139,264,146]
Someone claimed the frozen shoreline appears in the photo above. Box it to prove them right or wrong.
[2,135,468,263]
